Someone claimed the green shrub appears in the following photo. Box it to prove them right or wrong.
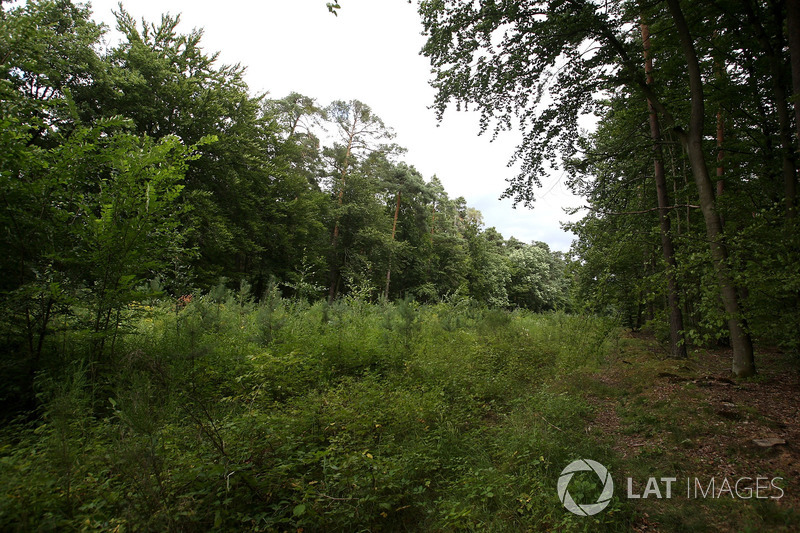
[0,299,630,531]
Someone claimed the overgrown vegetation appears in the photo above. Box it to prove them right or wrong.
[1,294,629,531]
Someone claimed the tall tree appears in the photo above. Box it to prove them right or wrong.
[788,0,800,145]
[378,162,428,300]
[741,0,797,219]
[77,9,329,293]
[641,21,686,358]
[664,0,753,376]
[323,99,399,300]
[0,0,198,404]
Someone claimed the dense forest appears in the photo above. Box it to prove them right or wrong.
[1,0,799,531]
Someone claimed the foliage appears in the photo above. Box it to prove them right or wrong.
[416,0,800,358]
[0,1,572,419]
[0,296,630,532]
[2,0,799,529]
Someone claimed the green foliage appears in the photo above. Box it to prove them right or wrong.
[0,299,630,531]
[1,1,578,422]
[418,0,800,364]
[508,242,570,312]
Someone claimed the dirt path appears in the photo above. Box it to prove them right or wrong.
[585,333,800,532]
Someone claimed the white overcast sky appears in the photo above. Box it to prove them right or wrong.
[87,0,584,251]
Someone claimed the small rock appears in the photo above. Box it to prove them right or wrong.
[752,438,786,448]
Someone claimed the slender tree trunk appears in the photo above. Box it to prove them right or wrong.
[716,83,725,227]
[669,146,681,235]
[642,22,686,358]
[666,0,755,377]
[773,48,798,218]
[288,115,301,138]
[635,290,644,330]
[384,191,401,300]
[34,296,53,362]
[646,257,655,323]
[683,156,691,230]
[713,32,726,214]
[716,110,724,197]
[328,115,358,302]
[786,0,800,340]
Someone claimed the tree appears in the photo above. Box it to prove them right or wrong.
[378,162,429,300]
[507,242,568,311]
[61,125,198,364]
[76,9,331,294]
[663,0,753,375]
[0,0,202,407]
[323,99,400,300]
[1,0,103,405]
[418,0,758,375]
[788,0,800,146]
[641,20,686,358]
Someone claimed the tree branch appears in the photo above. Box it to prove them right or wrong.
[588,204,700,216]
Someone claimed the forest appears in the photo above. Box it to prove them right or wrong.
[1,0,799,531]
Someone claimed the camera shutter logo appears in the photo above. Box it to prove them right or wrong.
[557,459,614,516]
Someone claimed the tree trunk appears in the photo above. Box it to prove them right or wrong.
[384,191,401,300]
[713,32,726,214]
[641,22,687,358]
[666,0,755,377]
[716,110,724,198]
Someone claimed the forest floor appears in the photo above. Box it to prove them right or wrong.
[578,332,800,532]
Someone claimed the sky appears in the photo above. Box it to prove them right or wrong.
[87,0,585,251]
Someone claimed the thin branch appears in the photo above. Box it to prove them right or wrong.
[319,493,359,501]
[589,204,700,216]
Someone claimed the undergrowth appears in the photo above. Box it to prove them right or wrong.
[0,289,632,531]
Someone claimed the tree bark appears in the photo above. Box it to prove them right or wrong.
[716,110,724,198]
[641,22,687,358]
[666,0,755,377]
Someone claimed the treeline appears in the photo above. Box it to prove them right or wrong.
[418,0,800,376]
[0,1,567,413]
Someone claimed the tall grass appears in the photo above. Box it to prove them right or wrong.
[0,290,631,531]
